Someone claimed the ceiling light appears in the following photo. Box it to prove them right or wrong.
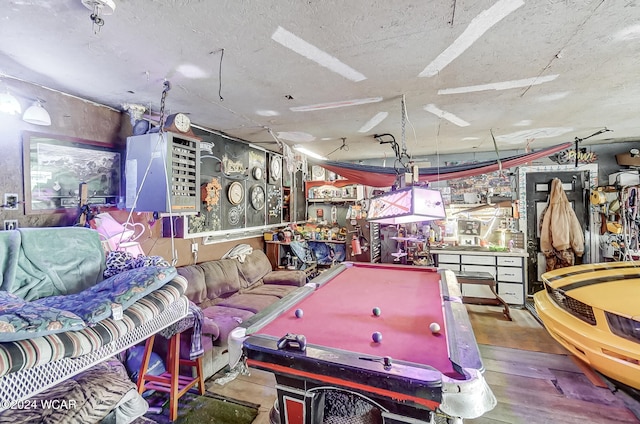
[438,75,559,95]
[419,0,524,77]
[513,120,533,127]
[495,127,574,144]
[271,26,366,82]
[0,91,21,115]
[535,91,569,102]
[294,145,327,160]
[277,131,315,142]
[256,110,280,116]
[358,112,389,133]
[22,100,51,126]
[291,97,383,112]
[424,104,469,127]
[367,186,447,224]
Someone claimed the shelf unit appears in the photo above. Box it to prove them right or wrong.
[305,180,364,202]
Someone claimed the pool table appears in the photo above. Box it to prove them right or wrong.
[229,262,496,424]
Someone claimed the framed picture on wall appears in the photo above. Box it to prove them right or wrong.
[22,131,121,214]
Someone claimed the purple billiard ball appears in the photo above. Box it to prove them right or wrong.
[294,308,304,318]
[372,331,382,343]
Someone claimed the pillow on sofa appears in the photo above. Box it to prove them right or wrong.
[36,266,177,325]
[0,291,86,342]
[236,250,273,288]
[200,260,243,299]
[176,265,207,305]
[263,270,306,287]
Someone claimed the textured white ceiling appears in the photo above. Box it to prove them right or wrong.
[1,0,639,161]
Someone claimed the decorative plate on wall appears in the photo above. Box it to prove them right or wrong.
[311,165,326,181]
[252,166,263,180]
[250,185,266,210]
[269,155,281,182]
[227,181,244,205]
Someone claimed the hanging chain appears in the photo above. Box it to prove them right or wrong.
[158,81,171,134]
[399,94,411,170]
[401,95,407,156]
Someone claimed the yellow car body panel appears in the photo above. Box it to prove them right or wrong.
[534,262,640,389]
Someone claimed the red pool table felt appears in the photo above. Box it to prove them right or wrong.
[255,263,456,377]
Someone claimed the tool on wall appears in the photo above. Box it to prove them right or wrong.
[572,128,612,167]
[348,223,369,258]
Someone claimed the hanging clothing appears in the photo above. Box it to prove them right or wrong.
[539,178,585,272]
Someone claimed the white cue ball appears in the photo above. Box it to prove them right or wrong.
[429,322,441,333]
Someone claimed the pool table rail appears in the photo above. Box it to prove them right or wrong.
[243,334,445,402]
[440,270,485,374]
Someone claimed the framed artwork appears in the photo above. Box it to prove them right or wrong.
[22,131,121,214]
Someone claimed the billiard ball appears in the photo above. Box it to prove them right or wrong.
[372,307,381,316]
[295,309,303,318]
[372,331,382,343]
[429,322,441,333]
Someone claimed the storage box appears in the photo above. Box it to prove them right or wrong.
[608,171,640,186]
[615,152,640,167]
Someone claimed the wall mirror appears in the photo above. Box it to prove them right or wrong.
[22,131,121,214]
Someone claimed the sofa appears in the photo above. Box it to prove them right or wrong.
[176,248,307,379]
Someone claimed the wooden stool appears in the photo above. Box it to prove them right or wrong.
[454,271,512,321]
[136,331,205,421]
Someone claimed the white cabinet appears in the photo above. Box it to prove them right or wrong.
[496,256,524,304]
[435,251,526,305]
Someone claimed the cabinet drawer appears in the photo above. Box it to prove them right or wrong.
[497,256,523,267]
[438,263,460,272]
[498,282,524,305]
[497,266,523,283]
[437,254,460,264]
[461,255,496,266]
[461,284,494,299]
[461,264,496,276]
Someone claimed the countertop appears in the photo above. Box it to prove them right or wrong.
[431,246,528,257]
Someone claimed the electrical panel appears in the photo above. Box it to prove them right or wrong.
[125,132,200,213]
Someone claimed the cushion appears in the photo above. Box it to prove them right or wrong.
[36,266,177,324]
[91,266,177,310]
[34,291,112,325]
[199,260,243,299]
[244,284,299,298]
[263,270,306,287]
[0,291,86,342]
[216,293,281,314]
[177,264,207,304]
[201,305,254,344]
[236,251,273,288]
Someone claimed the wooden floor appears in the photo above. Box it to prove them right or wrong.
[204,304,640,424]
